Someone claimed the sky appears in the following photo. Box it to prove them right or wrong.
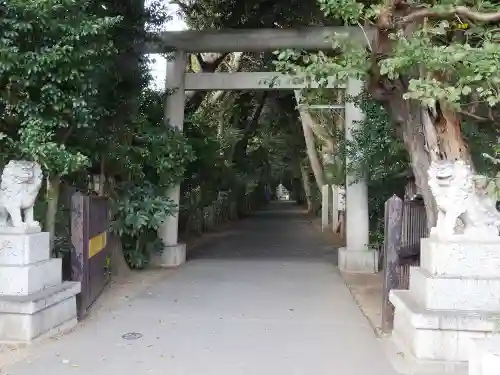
[145,1,187,91]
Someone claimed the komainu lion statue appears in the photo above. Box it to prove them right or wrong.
[428,160,500,239]
[0,160,43,229]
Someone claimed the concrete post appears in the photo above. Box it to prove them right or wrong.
[338,78,377,273]
[155,50,188,268]
[321,184,330,231]
[331,185,339,232]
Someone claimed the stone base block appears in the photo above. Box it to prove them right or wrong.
[0,282,80,342]
[0,232,50,266]
[151,243,186,268]
[469,337,500,375]
[410,267,500,311]
[421,238,500,278]
[0,258,62,296]
[338,247,378,273]
[0,225,41,235]
[390,290,498,362]
[381,333,468,375]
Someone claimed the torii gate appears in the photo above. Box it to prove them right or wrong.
[152,27,378,273]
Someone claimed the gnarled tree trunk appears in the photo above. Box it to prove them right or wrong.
[433,101,471,162]
[368,21,472,230]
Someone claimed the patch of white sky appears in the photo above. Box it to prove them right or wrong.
[145,0,187,91]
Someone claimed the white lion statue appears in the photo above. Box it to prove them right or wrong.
[0,160,43,229]
[428,160,500,239]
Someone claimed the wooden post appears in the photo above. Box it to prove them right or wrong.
[381,195,403,333]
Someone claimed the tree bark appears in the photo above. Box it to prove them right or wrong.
[300,163,313,212]
[400,102,438,229]
[434,101,471,162]
[45,175,61,252]
[368,23,472,230]
[185,53,229,113]
[98,156,105,196]
[371,81,438,228]
[294,91,326,190]
[108,233,131,278]
[231,92,268,167]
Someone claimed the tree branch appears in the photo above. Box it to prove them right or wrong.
[459,110,489,122]
[170,0,188,13]
[402,6,500,24]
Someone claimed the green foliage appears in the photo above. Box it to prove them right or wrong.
[346,92,408,182]
[0,0,199,270]
[116,117,195,187]
[348,93,409,244]
[183,110,231,202]
[380,17,500,106]
[274,0,500,112]
[271,0,500,241]
[108,90,194,268]
[111,182,175,269]
[0,0,120,177]
[175,0,329,29]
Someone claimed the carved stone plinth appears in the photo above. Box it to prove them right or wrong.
[0,232,80,343]
[390,238,500,363]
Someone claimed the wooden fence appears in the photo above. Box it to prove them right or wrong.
[381,195,428,333]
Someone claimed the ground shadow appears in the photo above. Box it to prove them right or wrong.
[187,201,338,263]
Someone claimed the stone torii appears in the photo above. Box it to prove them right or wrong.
[150,26,377,273]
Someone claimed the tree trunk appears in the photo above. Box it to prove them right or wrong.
[98,156,105,196]
[300,163,313,212]
[185,53,229,113]
[434,101,471,162]
[299,111,326,190]
[400,111,437,229]
[375,91,438,229]
[294,91,325,190]
[369,19,473,231]
[108,233,131,278]
[231,92,268,167]
[45,175,61,253]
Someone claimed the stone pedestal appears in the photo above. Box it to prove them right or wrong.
[390,237,500,362]
[150,243,186,268]
[338,247,378,273]
[469,337,500,375]
[0,231,80,343]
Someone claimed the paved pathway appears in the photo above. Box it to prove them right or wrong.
[2,202,397,375]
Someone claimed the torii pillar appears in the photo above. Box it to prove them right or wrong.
[338,78,378,273]
[156,50,188,267]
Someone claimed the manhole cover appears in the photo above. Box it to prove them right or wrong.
[122,332,143,340]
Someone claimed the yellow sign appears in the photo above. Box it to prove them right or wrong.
[88,232,107,259]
